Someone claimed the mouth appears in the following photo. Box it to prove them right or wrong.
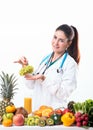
[53,46,59,49]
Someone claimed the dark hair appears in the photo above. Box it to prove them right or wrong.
[56,24,80,64]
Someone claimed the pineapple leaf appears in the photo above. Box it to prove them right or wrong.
[0,71,18,101]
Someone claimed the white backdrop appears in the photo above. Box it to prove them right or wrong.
[0,0,93,107]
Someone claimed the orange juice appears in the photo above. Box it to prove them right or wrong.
[24,97,32,114]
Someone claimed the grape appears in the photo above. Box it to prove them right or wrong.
[25,115,40,126]
[19,65,34,76]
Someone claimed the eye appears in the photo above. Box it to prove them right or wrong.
[59,39,64,43]
[53,35,57,39]
[59,38,68,43]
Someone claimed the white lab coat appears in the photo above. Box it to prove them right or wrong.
[24,53,78,111]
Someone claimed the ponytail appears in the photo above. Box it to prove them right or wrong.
[67,26,80,64]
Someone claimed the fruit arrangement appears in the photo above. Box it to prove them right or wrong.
[0,72,93,128]
[0,100,93,128]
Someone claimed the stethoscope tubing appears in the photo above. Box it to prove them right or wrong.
[33,52,68,75]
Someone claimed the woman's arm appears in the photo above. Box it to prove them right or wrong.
[22,74,45,89]
[24,74,45,81]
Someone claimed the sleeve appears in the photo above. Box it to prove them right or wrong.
[22,77,35,89]
[41,60,78,100]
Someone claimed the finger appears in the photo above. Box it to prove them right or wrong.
[14,61,18,63]
[21,57,28,65]
[13,60,21,64]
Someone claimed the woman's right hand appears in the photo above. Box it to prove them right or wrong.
[14,56,28,67]
[25,74,45,81]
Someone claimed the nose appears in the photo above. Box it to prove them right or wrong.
[54,39,59,45]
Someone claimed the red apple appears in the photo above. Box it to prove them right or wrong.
[13,114,24,126]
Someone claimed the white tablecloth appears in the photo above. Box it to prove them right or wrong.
[0,125,93,130]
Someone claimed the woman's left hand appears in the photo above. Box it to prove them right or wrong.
[24,74,45,81]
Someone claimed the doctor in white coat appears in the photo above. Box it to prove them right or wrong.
[14,24,80,111]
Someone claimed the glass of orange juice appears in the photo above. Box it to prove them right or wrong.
[24,97,32,114]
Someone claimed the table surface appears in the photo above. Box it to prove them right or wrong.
[0,125,93,130]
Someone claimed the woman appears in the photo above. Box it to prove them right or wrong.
[14,24,80,111]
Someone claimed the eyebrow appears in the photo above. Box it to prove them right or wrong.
[54,35,68,42]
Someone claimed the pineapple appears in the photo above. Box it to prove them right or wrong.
[0,71,18,116]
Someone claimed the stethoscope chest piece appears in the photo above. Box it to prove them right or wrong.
[57,68,63,74]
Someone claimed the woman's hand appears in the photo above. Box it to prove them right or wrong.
[14,56,28,67]
[25,74,45,81]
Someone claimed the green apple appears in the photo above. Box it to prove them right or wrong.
[3,113,14,120]
[6,113,14,119]
[3,113,7,120]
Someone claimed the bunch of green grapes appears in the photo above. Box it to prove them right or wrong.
[24,115,40,126]
[19,65,34,76]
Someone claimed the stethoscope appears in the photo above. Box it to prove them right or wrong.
[33,51,68,75]
[57,52,68,73]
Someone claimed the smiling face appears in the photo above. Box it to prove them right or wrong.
[51,30,71,55]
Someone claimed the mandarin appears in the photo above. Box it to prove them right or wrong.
[2,119,13,127]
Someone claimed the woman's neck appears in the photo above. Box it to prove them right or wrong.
[52,52,65,62]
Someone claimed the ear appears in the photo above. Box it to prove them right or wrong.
[67,41,72,48]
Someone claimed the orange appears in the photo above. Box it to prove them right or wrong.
[39,105,48,111]
[39,105,53,112]
[33,110,42,117]
[42,108,53,117]
[2,119,13,127]
[6,105,16,113]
